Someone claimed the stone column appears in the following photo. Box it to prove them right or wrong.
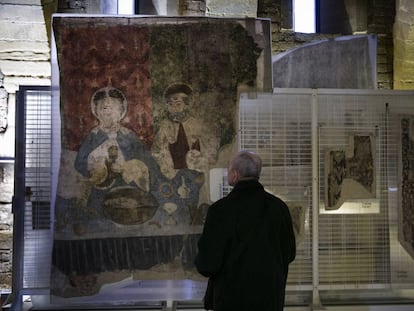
[0,70,7,133]
[179,0,206,16]
[0,69,12,290]
[206,0,256,17]
[394,0,414,89]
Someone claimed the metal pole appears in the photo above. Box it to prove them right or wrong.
[10,88,26,311]
[311,89,323,310]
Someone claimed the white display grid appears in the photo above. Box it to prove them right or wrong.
[13,88,414,309]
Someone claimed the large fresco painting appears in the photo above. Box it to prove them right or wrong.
[51,16,271,297]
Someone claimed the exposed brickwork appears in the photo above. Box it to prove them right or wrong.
[271,31,338,55]
[0,232,12,289]
[377,35,394,89]
[257,0,282,32]
[367,0,395,89]
[394,0,414,90]
[179,0,206,16]
[367,0,396,35]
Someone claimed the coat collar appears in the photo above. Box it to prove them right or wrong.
[232,178,263,192]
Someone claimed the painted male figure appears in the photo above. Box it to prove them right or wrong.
[152,83,218,178]
[195,150,296,311]
[152,83,218,210]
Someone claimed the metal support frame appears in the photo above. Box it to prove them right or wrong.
[10,86,27,311]
[311,90,323,310]
[10,86,51,311]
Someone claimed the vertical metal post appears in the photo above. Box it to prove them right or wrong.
[311,90,323,309]
[10,88,26,311]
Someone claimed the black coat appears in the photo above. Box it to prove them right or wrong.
[195,179,296,311]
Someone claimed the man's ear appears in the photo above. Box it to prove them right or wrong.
[232,170,240,183]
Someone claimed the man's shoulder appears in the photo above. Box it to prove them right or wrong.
[208,195,235,213]
[264,191,289,208]
[210,195,231,208]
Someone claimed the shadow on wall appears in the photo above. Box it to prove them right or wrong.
[272,35,377,89]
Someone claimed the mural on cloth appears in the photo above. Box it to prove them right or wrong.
[51,16,271,297]
[400,117,414,259]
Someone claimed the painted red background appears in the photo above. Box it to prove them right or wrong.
[54,21,153,150]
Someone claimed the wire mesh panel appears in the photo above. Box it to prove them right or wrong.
[384,93,414,288]
[14,87,414,306]
[17,87,52,290]
[317,91,391,289]
[239,89,414,295]
[239,91,313,288]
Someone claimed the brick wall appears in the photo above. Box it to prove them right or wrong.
[367,0,395,89]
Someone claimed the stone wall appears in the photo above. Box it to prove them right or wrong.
[394,0,414,89]
[0,0,51,290]
[368,0,396,90]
